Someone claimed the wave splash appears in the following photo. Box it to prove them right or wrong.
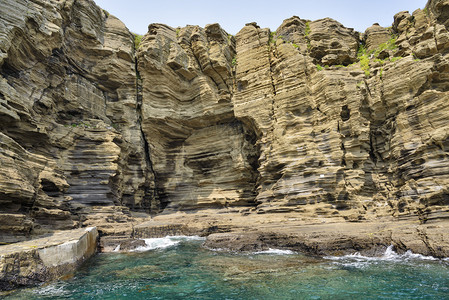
[253,248,296,255]
[325,245,446,268]
[132,236,205,252]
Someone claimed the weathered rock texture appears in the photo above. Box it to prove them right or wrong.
[129,210,449,258]
[132,0,449,225]
[0,227,98,290]
[1,0,449,259]
[0,0,155,242]
[137,23,259,210]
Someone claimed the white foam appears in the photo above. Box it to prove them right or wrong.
[33,283,68,297]
[132,236,205,252]
[325,245,440,268]
[253,248,296,255]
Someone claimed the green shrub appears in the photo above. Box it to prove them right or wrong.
[305,22,311,37]
[372,35,398,58]
[354,34,404,78]
[316,64,323,71]
[357,45,370,77]
[232,56,237,67]
[374,58,386,65]
[134,34,143,49]
[269,31,276,43]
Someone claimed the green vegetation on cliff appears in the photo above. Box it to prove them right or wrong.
[357,45,371,77]
[356,34,401,77]
[133,33,143,49]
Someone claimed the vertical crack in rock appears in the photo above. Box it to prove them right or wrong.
[0,0,162,239]
[267,30,278,137]
[267,32,278,96]
[136,63,160,213]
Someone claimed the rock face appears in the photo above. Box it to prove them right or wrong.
[0,227,98,290]
[0,0,155,242]
[137,23,258,210]
[0,0,449,255]
[364,23,391,52]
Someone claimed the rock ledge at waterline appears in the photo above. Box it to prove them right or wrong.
[0,227,98,291]
[1,0,449,289]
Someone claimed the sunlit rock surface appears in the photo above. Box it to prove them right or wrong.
[0,0,155,242]
[136,23,258,210]
[0,0,448,268]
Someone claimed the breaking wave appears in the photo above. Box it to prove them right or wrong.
[253,248,296,255]
[325,245,447,268]
[132,236,205,252]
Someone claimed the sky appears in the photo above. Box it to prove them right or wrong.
[94,0,428,35]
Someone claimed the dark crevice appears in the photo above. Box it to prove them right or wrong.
[266,30,278,97]
[135,58,162,213]
[340,105,351,121]
[264,29,278,138]
[1,61,21,79]
[369,128,378,164]
[242,121,261,203]
[141,127,163,212]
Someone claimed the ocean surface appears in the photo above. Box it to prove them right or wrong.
[6,236,449,299]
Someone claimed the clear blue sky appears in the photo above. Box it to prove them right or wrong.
[94,0,427,35]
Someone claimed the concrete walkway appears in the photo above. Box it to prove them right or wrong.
[0,227,98,291]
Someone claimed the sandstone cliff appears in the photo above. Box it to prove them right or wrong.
[0,0,155,242]
[1,0,449,243]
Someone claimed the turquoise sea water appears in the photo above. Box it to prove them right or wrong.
[6,237,449,300]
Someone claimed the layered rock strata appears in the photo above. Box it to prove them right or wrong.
[133,1,449,224]
[137,23,259,210]
[0,0,448,263]
[134,211,449,258]
[0,0,156,242]
[230,4,449,222]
